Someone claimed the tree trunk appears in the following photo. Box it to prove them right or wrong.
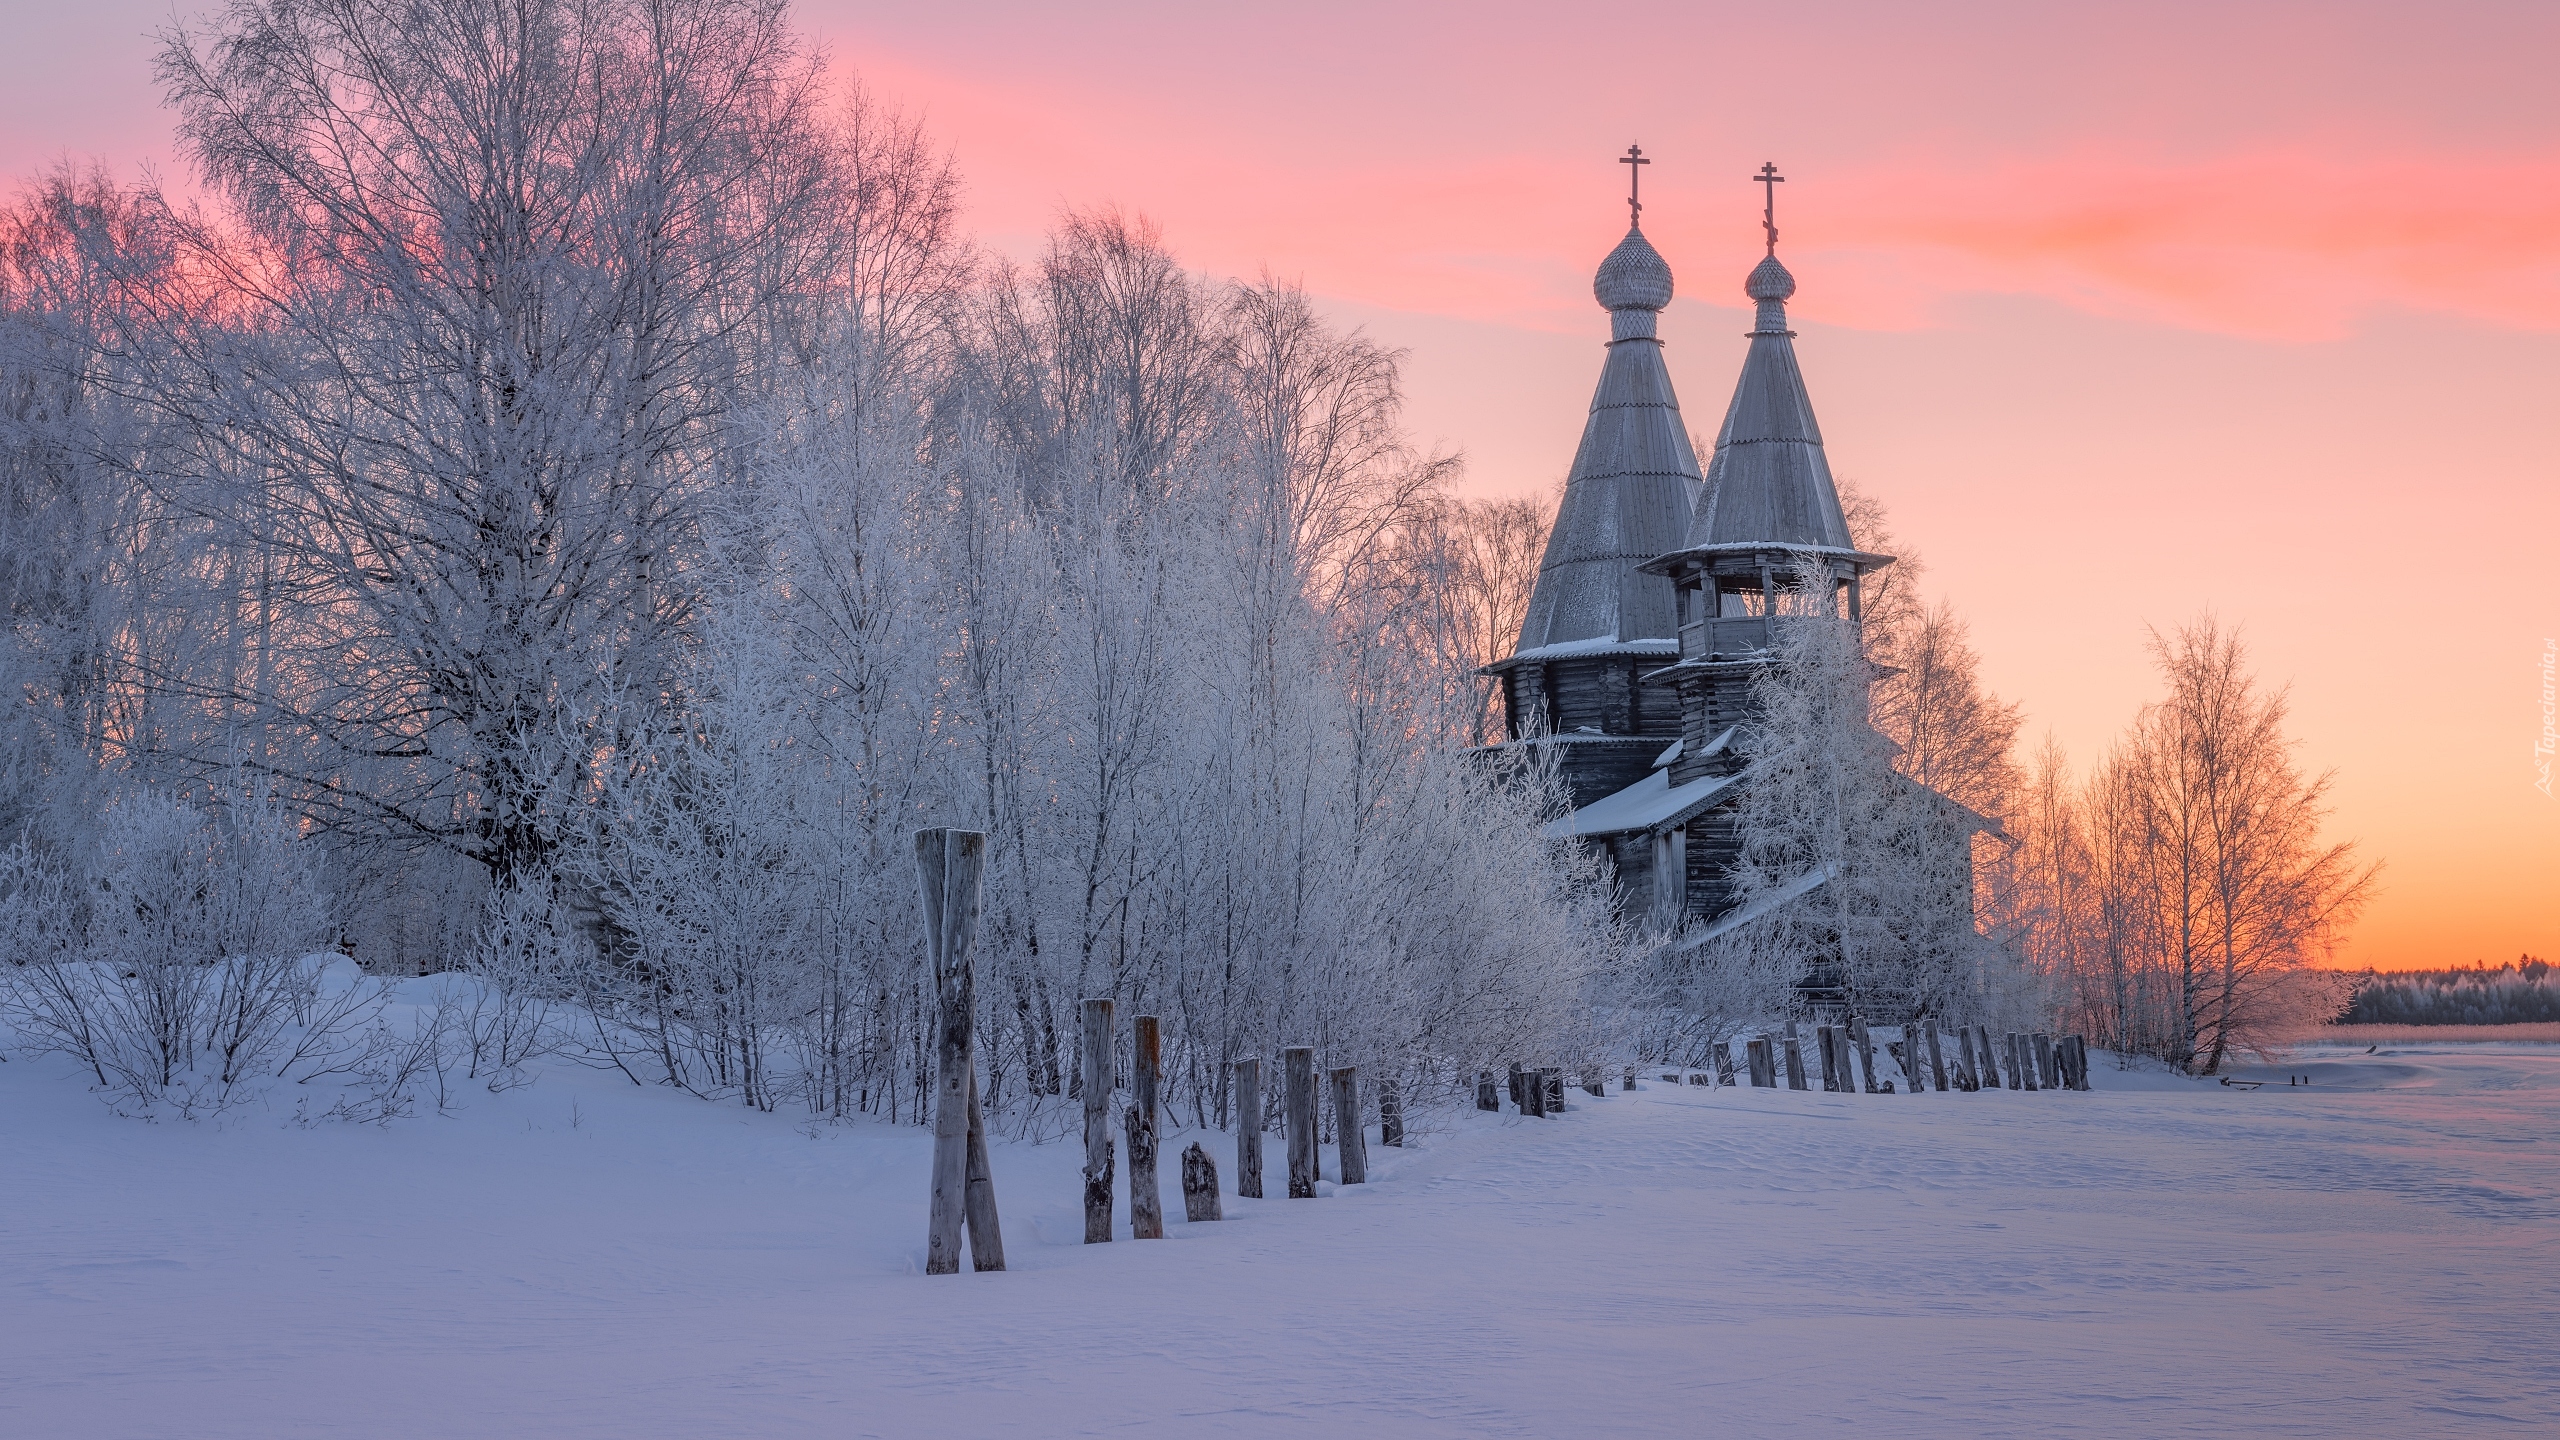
[1379,1076,1404,1146]
[1330,1067,1367,1184]
[1081,997,1115,1243]
[1128,1014,1164,1238]
[1285,1046,1317,1198]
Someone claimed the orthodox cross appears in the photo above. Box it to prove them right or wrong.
[1755,162,1785,253]
[1620,143,1650,224]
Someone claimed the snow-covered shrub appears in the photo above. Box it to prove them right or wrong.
[0,791,338,1104]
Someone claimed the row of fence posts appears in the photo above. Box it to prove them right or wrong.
[1078,997,1404,1244]
[1678,1021,2091,1096]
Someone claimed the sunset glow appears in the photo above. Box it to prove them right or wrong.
[8,0,2550,968]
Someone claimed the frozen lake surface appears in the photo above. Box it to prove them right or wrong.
[6,1020,2556,1438]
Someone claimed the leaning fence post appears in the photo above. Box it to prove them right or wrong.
[1848,1016,1879,1093]
[1784,1032,1808,1090]
[1285,1046,1318,1198]
[918,827,991,1276]
[1974,1025,2000,1089]
[1816,1026,1842,1092]
[2004,1032,2028,1090]
[1330,1066,1367,1184]
[1081,998,1115,1240]
[1181,1141,1222,1222]
[1233,1057,1264,1199]
[2033,1032,2057,1090]
[1126,1015,1165,1238]
[1924,1027,1949,1092]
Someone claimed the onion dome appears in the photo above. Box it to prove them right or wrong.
[1594,226,1675,312]
[1745,254,1795,303]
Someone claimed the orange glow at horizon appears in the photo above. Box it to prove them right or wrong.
[4,0,2551,971]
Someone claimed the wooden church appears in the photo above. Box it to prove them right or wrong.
[1482,160,1905,937]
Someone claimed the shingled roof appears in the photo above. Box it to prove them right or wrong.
[1507,222,1703,655]
[1672,254,1862,556]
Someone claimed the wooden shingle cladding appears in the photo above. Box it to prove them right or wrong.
[1510,223,1702,655]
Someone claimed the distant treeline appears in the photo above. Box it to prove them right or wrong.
[2336,957,2556,1026]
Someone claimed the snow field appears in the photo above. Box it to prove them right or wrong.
[5,1028,2557,1438]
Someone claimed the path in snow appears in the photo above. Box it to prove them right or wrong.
[5,1036,2556,1438]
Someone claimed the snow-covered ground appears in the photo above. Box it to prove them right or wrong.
[5,1011,2556,1438]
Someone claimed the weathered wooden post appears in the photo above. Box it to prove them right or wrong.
[1783,1032,1808,1090]
[1848,1016,1880,1093]
[1522,1064,1545,1117]
[1508,1062,1526,1109]
[963,1066,1005,1270]
[2033,1031,2058,1089]
[1081,999,1116,1241]
[1954,1027,1981,1090]
[2004,1031,2029,1090]
[1582,1069,1605,1097]
[1126,1015,1165,1238]
[1924,1027,1949,1092]
[1181,1142,1223,1222]
[1285,1046,1318,1198]
[1233,1057,1264,1199]
[1330,1067,1367,1184]
[918,827,997,1276]
[2071,1034,2093,1090]
[1746,1037,1775,1087]
[1543,1067,1565,1113]
[1477,1069,1501,1110]
[1379,1075,1405,1146]
[1973,1025,1999,1089]
[1714,1041,1738,1086]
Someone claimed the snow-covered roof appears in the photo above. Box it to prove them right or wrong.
[1493,635,1680,669]
[1543,766,1741,839]
[1679,864,1835,949]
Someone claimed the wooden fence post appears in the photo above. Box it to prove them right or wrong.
[1285,1047,1318,1198]
[918,827,991,1276]
[1330,1067,1367,1184]
[2033,1032,2057,1089]
[1784,1032,1808,1090]
[1508,1062,1526,1108]
[1081,998,1115,1241]
[1127,1015,1164,1238]
[1924,1027,1949,1092]
[1746,1037,1775,1087]
[1973,1026,1998,1089]
[1477,1069,1500,1111]
[1522,1063,1545,1117]
[2004,1032,2028,1090]
[1623,1064,1638,1092]
[963,1066,1005,1271]
[1815,1026,1840,1092]
[1233,1057,1264,1199]
[1380,1075,1404,1146]
[1955,1027,1981,1091]
[1181,1141,1222,1222]
[1848,1016,1879,1093]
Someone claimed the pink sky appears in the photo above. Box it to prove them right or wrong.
[7,0,2554,969]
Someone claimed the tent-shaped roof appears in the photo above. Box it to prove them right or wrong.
[1507,223,1703,656]
[1669,254,1866,559]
